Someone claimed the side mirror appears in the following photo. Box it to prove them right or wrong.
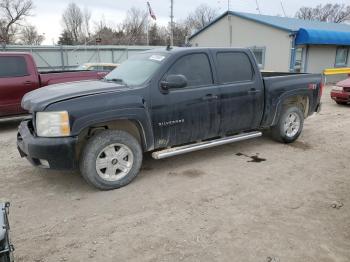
[160,74,188,91]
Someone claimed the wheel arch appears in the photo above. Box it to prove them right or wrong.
[75,118,152,159]
[272,94,310,126]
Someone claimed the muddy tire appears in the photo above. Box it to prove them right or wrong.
[80,130,142,190]
[271,106,304,143]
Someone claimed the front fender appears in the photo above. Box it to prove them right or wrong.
[45,92,154,151]
[71,108,154,150]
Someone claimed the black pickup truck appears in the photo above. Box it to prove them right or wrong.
[17,47,323,190]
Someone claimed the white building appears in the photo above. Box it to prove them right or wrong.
[189,11,350,74]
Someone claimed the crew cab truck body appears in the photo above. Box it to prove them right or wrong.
[17,47,323,190]
[0,52,106,118]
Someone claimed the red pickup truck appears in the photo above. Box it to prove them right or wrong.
[331,77,350,105]
[0,52,107,118]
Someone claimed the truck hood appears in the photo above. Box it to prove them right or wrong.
[22,80,126,112]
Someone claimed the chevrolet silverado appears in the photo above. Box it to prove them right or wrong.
[17,47,323,190]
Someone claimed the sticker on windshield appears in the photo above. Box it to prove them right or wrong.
[149,55,165,62]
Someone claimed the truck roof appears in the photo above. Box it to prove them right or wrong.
[142,46,248,55]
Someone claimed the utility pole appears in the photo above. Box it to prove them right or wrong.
[170,0,174,46]
[227,0,230,11]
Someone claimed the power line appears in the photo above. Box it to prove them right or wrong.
[255,0,261,14]
[280,0,287,17]
[218,0,254,12]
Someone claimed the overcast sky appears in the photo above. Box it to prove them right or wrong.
[27,0,350,44]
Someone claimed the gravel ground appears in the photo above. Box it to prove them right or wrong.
[0,87,349,262]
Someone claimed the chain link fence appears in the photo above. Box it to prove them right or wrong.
[1,45,162,71]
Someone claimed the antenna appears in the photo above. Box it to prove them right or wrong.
[255,0,261,14]
[227,0,230,11]
[280,0,287,17]
[170,0,174,46]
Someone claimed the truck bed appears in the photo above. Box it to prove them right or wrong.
[261,72,323,128]
[39,69,90,74]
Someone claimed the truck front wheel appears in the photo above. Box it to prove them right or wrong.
[271,106,304,143]
[80,130,143,190]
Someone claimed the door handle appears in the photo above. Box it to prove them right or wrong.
[24,81,32,85]
[202,94,218,101]
[248,88,260,94]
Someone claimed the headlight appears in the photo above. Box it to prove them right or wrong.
[332,86,343,91]
[36,111,70,137]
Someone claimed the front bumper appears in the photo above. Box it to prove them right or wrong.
[17,120,78,170]
[330,90,350,103]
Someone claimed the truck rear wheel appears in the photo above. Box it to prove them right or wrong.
[80,130,142,190]
[271,106,304,143]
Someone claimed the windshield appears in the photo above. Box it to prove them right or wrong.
[104,53,168,86]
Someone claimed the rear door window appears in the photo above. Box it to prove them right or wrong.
[166,53,213,88]
[0,56,28,78]
[216,52,253,84]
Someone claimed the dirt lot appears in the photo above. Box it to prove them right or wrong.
[0,87,349,262]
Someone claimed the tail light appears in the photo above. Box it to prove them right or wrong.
[319,82,324,98]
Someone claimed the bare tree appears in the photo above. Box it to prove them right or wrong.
[61,2,85,44]
[121,7,148,45]
[171,22,190,46]
[82,7,91,40]
[185,4,218,32]
[148,23,167,46]
[0,0,34,44]
[0,19,18,44]
[295,7,314,20]
[91,18,169,46]
[19,24,44,45]
[93,18,116,45]
[58,29,73,45]
[295,4,350,23]
[59,5,184,47]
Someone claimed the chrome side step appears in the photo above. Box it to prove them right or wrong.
[152,131,262,160]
